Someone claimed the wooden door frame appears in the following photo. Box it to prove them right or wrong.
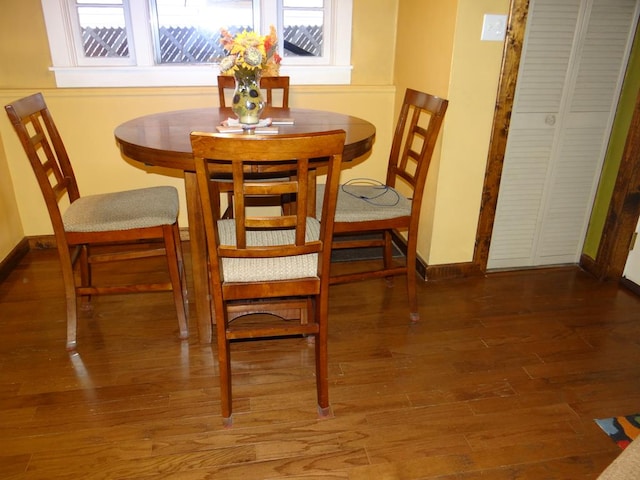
[472,0,529,273]
[472,0,640,281]
[583,91,640,280]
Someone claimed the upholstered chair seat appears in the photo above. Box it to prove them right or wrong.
[316,185,412,222]
[64,186,179,232]
[217,218,320,282]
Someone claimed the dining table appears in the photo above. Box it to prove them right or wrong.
[114,106,376,343]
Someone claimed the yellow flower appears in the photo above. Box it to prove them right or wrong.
[218,27,281,76]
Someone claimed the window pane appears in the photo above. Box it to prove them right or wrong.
[283,0,323,7]
[76,5,129,58]
[283,2,323,57]
[152,0,255,64]
[76,0,122,4]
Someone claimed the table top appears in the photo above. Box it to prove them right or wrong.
[114,107,376,171]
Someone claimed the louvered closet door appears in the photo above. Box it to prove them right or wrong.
[488,0,640,269]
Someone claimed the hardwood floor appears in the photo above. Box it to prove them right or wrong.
[1,245,640,479]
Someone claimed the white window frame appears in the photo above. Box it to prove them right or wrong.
[41,0,353,87]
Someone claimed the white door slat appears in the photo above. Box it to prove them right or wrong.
[488,0,639,269]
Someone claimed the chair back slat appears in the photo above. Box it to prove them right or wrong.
[388,89,448,205]
[260,76,290,108]
[245,215,297,229]
[217,75,236,108]
[217,75,290,108]
[5,93,81,235]
[242,180,297,196]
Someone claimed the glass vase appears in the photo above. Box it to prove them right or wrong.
[232,74,265,125]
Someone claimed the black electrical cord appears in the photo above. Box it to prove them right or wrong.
[340,178,401,206]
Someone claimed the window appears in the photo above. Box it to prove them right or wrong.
[282,0,324,59]
[41,0,352,87]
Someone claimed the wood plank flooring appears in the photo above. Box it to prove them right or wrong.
[1,245,640,479]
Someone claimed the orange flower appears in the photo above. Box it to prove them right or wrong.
[218,26,280,76]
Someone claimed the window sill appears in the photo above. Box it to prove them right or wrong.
[49,64,353,88]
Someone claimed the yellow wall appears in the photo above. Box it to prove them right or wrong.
[0,0,508,271]
[0,87,395,239]
[394,0,509,264]
[433,0,510,264]
[351,0,399,85]
[0,132,22,260]
[0,0,54,260]
[0,0,56,89]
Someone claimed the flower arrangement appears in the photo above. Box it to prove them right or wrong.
[218,26,281,79]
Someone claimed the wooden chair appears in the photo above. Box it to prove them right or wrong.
[216,75,292,218]
[217,75,236,108]
[317,88,449,322]
[5,93,188,350]
[217,75,290,108]
[260,75,290,108]
[191,129,346,426]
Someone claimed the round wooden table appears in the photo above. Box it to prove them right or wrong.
[115,106,376,343]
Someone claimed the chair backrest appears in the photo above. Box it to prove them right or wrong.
[260,76,290,108]
[217,75,236,108]
[388,88,448,215]
[5,93,80,236]
[191,130,345,268]
[217,75,290,108]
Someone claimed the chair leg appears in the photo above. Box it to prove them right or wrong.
[79,245,92,311]
[315,292,331,418]
[172,222,189,317]
[383,230,394,270]
[316,340,331,418]
[216,308,233,426]
[164,224,189,339]
[65,291,78,351]
[219,340,233,426]
[406,231,419,322]
[383,231,395,287]
[223,192,234,219]
[59,247,79,351]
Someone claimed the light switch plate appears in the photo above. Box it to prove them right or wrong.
[481,14,507,41]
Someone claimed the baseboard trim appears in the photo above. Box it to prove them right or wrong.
[0,238,30,283]
[388,231,483,281]
[579,253,601,279]
[28,235,57,250]
[425,262,484,281]
[619,276,640,295]
[3,230,482,284]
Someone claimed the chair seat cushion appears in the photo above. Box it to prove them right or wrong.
[316,184,412,222]
[63,186,179,232]
[217,218,320,282]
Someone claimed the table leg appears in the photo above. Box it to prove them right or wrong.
[184,172,212,343]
